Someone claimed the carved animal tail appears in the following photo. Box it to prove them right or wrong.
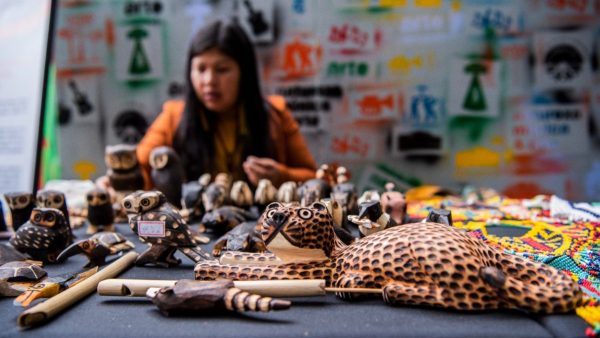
[195,260,335,284]
[180,245,213,263]
[224,287,290,312]
[480,254,583,313]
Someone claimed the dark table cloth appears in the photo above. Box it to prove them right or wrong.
[0,224,588,338]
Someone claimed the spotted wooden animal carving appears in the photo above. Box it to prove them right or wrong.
[195,202,582,313]
[10,208,71,264]
[122,191,211,267]
[36,189,74,242]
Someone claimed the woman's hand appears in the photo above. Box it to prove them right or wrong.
[242,156,287,187]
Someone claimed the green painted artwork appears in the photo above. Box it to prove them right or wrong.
[462,63,487,111]
[128,27,151,75]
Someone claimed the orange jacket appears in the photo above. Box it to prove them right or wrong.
[137,96,317,189]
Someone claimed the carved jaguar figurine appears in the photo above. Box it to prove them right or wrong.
[195,202,582,313]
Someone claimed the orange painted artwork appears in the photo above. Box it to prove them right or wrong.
[278,33,322,80]
[356,95,394,116]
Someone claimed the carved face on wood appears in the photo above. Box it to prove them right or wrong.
[260,202,336,261]
[36,190,66,209]
[5,192,34,210]
[122,191,166,214]
[105,144,138,170]
[87,188,111,207]
[149,146,178,170]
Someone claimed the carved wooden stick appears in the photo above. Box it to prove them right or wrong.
[18,251,138,328]
[97,278,382,297]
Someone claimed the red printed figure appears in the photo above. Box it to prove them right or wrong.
[547,0,588,12]
[332,135,369,157]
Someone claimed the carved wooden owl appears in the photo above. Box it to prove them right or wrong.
[10,208,71,263]
[105,144,144,192]
[122,190,210,267]
[4,192,35,232]
[86,188,114,234]
[36,189,71,230]
[150,146,184,208]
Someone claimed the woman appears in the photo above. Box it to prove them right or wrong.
[136,19,316,189]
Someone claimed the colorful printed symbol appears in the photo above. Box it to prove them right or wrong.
[128,27,151,75]
[281,35,322,80]
[357,95,393,116]
[410,85,438,123]
[463,63,487,111]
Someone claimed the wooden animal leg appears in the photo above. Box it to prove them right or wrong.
[250,237,267,253]
[163,247,182,267]
[333,273,372,301]
[212,239,227,257]
[136,245,172,267]
[382,282,443,308]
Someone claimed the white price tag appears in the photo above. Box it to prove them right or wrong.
[138,221,165,237]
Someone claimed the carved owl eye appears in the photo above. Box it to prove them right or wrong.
[123,201,132,209]
[87,195,93,202]
[37,196,44,203]
[19,196,28,203]
[53,196,62,204]
[141,198,150,207]
[34,213,42,223]
[44,213,55,222]
[99,194,107,202]
[297,208,313,220]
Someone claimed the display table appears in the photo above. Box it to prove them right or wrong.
[0,224,589,338]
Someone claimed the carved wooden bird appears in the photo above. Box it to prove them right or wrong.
[122,191,211,267]
[10,208,71,264]
[4,192,35,232]
[150,146,184,208]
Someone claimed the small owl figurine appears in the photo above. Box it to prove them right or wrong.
[86,188,115,234]
[4,192,35,232]
[10,208,71,263]
[122,190,210,267]
[105,144,145,193]
[149,146,184,208]
[36,190,73,243]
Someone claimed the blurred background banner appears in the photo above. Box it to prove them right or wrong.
[49,0,600,201]
[0,0,55,193]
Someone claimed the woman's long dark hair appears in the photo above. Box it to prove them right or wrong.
[174,19,273,181]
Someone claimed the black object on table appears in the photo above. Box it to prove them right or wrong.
[0,224,588,338]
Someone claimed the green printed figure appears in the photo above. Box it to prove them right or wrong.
[128,27,151,75]
[462,63,487,111]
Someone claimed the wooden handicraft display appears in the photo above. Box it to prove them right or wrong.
[195,202,583,313]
